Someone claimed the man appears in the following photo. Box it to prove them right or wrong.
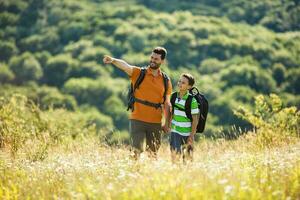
[103,47,172,159]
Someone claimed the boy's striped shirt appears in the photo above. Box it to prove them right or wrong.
[171,92,199,136]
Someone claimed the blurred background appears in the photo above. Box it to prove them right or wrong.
[0,0,299,143]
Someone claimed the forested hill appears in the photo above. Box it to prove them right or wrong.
[0,0,299,139]
[139,0,300,32]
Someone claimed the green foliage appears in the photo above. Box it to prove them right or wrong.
[0,12,19,28]
[0,63,15,84]
[103,95,128,130]
[0,94,101,160]
[34,51,52,68]
[0,0,299,136]
[198,58,226,74]
[210,86,257,138]
[9,52,43,84]
[19,30,60,53]
[0,94,48,158]
[220,64,276,93]
[64,39,94,58]
[69,61,109,79]
[0,0,28,14]
[283,68,300,94]
[63,77,113,109]
[44,54,79,87]
[0,41,18,61]
[139,0,300,32]
[234,94,300,147]
[59,21,90,44]
[78,105,114,130]
[37,86,78,110]
[272,63,286,86]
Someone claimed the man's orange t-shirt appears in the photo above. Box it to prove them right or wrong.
[130,66,172,123]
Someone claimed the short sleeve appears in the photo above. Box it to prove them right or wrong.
[130,66,141,84]
[191,97,199,114]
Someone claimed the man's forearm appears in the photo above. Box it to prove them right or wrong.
[111,58,133,76]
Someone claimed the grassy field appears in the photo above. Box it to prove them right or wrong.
[1,136,299,200]
[0,94,300,199]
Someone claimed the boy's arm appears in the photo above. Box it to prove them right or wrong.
[103,55,133,76]
[188,114,199,145]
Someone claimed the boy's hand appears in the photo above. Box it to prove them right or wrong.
[162,124,170,133]
[103,55,114,64]
[187,134,194,145]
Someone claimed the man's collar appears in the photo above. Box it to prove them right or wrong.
[147,66,162,76]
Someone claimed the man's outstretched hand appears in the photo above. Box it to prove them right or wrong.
[103,55,114,64]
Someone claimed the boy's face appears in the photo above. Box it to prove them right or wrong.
[177,76,191,92]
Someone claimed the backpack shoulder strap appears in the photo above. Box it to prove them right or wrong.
[184,93,193,121]
[162,72,169,104]
[170,92,177,107]
[133,67,147,92]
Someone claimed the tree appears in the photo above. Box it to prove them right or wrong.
[272,63,286,86]
[220,64,276,94]
[43,54,78,87]
[9,52,43,84]
[19,30,60,53]
[103,95,128,130]
[37,86,77,110]
[283,68,300,94]
[0,63,15,84]
[198,58,225,74]
[59,21,90,44]
[0,41,18,61]
[63,77,113,109]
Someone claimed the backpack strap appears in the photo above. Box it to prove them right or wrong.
[127,67,146,111]
[184,94,193,122]
[133,67,147,92]
[129,67,169,111]
[162,72,169,104]
[170,92,177,114]
[171,92,193,120]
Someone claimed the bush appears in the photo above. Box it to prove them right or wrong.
[234,94,300,148]
[37,86,77,110]
[0,63,15,84]
[9,52,43,84]
[0,41,18,61]
[63,77,113,109]
[43,54,78,87]
[0,94,99,160]
[220,64,276,94]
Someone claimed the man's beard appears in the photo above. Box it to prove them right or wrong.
[149,62,160,70]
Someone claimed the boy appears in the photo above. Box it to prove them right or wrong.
[168,73,199,163]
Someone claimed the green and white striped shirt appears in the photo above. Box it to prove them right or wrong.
[171,92,199,136]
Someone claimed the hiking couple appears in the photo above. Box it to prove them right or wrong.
[103,47,200,162]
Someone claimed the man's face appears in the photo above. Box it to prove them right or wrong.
[149,52,163,70]
[177,76,191,91]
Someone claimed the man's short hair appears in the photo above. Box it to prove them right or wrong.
[153,47,167,60]
[182,73,195,86]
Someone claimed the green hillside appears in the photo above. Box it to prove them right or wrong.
[0,0,299,140]
[0,1,300,198]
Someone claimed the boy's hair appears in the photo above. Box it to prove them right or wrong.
[181,73,195,86]
[153,47,167,60]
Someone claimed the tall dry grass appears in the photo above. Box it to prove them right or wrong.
[0,94,299,199]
